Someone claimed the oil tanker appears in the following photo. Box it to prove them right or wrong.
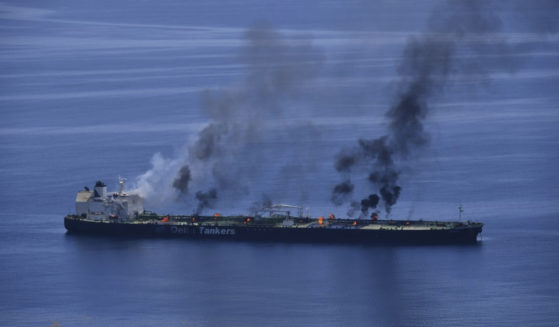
[64,179,483,245]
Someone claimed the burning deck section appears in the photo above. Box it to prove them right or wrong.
[137,214,477,231]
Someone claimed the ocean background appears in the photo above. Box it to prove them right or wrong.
[1,1,558,326]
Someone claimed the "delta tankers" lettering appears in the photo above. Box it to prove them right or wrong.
[170,226,235,236]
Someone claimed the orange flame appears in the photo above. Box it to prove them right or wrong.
[246,217,251,223]
[214,213,220,217]
[161,216,169,223]
[318,217,324,225]
[352,220,357,226]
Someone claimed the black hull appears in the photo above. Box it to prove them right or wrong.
[64,216,482,245]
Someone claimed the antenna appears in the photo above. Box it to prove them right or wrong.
[118,176,127,194]
[458,203,464,221]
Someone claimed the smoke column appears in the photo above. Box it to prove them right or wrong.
[331,0,518,216]
[136,26,322,213]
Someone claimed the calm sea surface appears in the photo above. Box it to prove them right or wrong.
[1,1,558,326]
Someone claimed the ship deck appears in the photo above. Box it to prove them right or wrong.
[64,214,483,244]
[71,214,482,231]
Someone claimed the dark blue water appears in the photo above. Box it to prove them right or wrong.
[1,1,558,326]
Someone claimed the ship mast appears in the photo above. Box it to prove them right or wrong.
[458,203,464,221]
[118,176,127,195]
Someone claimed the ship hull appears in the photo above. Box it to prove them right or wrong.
[64,216,482,245]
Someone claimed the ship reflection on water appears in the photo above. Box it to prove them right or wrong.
[60,232,486,326]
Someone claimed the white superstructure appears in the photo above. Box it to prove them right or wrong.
[75,178,144,220]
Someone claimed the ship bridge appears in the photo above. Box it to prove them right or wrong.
[75,178,144,220]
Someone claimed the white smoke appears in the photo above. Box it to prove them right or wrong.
[134,151,186,205]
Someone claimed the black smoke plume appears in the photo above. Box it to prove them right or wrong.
[172,165,191,194]
[331,180,354,205]
[346,201,361,217]
[195,189,217,214]
[331,0,518,215]
[379,186,401,209]
[165,25,321,212]
[360,194,380,215]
